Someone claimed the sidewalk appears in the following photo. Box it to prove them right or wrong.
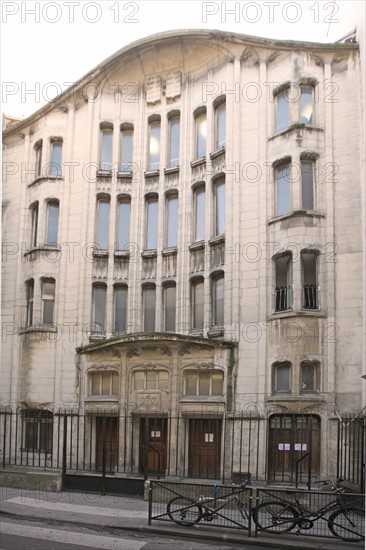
[0,486,362,549]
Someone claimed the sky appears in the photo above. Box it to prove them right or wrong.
[1,0,365,119]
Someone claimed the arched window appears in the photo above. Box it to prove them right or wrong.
[184,369,223,396]
[300,361,320,393]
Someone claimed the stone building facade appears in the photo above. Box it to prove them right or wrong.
[1,30,364,483]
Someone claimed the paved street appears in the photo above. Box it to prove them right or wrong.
[0,516,281,550]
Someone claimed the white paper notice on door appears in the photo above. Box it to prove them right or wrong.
[278,443,290,450]
[294,443,307,451]
[151,431,160,438]
[205,433,214,443]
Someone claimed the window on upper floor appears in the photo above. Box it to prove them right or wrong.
[30,202,39,248]
[114,285,127,334]
[215,100,226,149]
[194,186,205,242]
[96,198,110,250]
[300,361,320,393]
[100,127,113,170]
[273,362,291,393]
[211,273,224,326]
[275,89,290,132]
[92,283,107,333]
[148,119,160,171]
[163,284,176,332]
[195,111,207,159]
[213,179,225,236]
[275,163,291,216]
[26,279,34,327]
[46,201,59,245]
[166,194,178,248]
[34,140,43,178]
[168,115,180,168]
[143,285,156,331]
[191,278,204,330]
[22,410,53,452]
[184,369,224,397]
[89,371,119,396]
[300,87,314,125]
[274,254,292,312]
[145,197,158,250]
[49,140,62,177]
[116,198,130,250]
[119,125,133,172]
[301,160,315,210]
[302,251,318,309]
[134,370,169,391]
[42,278,55,324]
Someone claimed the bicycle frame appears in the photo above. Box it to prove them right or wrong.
[196,486,251,527]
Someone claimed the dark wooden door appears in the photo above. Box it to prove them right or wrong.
[139,417,168,474]
[268,415,320,482]
[96,416,118,471]
[188,418,221,478]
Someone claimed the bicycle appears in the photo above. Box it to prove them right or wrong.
[167,479,251,528]
[254,480,365,542]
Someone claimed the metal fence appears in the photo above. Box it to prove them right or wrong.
[148,480,365,542]
[0,409,364,491]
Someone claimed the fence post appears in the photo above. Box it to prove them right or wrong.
[144,417,149,481]
[61,415,67,490]
[101,416,106,495]
[2,412,7,469]
[148,480,153,525]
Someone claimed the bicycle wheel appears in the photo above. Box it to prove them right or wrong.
[254,501,298,533]
[328,507,365,542]
[167,496,203,526]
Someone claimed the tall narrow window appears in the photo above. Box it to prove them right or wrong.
[145,198,158,249]
[100,128,113,170]
[46,202,59,245]
[166,195,178,247]
[168,116,180,168]
[30,202,39,248]
[300,362,320,393]
[42,279,55,324]
[96,199,110,250]
[302,252,318,309]
[120,127,133,171]
[114,285,128,334]
[301,161,314,210]
[274,254,292,311]
[214,180,225,236]
[300,88,313,125]
[34,140,43,177]
[276,164,291,216]
[195,112,207,159]
[275,89,289,132]
[92,284,106,332]
[192,279,204,330]
[148,120,160,170]
[194,187,205,241]
[164,284,176,332]
[143,285,156,331]
[49,142,62,176]
[116,198,130,250]
[215,101,226,149]
[212,274,224,326]
[273,362,291,393]
[26,279,34,327]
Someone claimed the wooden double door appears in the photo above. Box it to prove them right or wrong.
[139,417,168,474]
[188,418,222,479]
[96,416,118,471]
[268,414,320,482]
